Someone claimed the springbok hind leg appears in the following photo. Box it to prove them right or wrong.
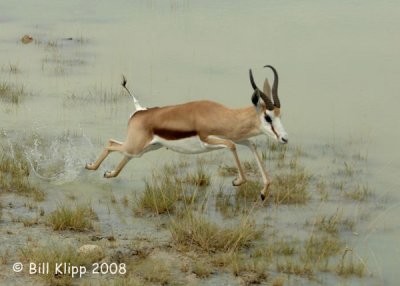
[104,155,131,178]
[85,139,123,170]
[202,136,247,186]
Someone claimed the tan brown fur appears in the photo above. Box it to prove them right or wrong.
[129,101,261,143]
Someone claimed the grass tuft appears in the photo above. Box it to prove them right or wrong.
[231,254,269,284]
[132,258,173,284]
[311,211,355,235]
[179,164,210,186]
[64,87,124,105]
[236,180,262,202]
[48,203,97,231]
[343,184,372,201]
[336,249,365,277]
[0,143,44,201]
[0,82,27,104]
[216,188,236,218]
[192,259,214,278]
[304,234,342,261]
[137,174,181,214]
[271,169,310,205]
[340,162,355,177]
[8,63,20,74]
[218,161,258,177]
[276,258,313,278]
[170,212,261,253]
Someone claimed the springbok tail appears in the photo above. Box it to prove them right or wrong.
[121,75,146,111]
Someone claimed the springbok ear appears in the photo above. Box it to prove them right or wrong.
[263,78,272,100]
[251,90,264,113]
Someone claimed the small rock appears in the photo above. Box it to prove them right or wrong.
[77,244,104,262]
[90,235,103,241]
[21,35,33,44]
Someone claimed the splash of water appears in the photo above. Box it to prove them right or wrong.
[21,129,95,184]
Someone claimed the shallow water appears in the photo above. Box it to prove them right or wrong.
[1,0,399,285]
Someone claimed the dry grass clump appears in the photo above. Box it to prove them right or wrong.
[210,252,234,269]
[252,239,297,259]
[192,259,214,278]
[48,203,97,231]
[271,169,310,205]
[276,258,313,278]
[137,174,182,214]
[20,243,93,286]
[271,276,286,286]
[170,212,261,253]
[0,82,27,104]
[336,249,366,277]
[339,162,355,177]
[178,164,210,186]
[343,184,372,201]
[64,87,124,105]
[262,141,290,164]
[231,254,269,284]
[137,162,211,214]
[236,180,262,202]
[216,180,262,218]
[256,231,343,279]
[5,63,20,74]
[316,180,329,201]
[304,234,342,262]
[311,211,355,234]
[218,164,237,177]
[218,161,257,177]
[12,216,40,227]
[131,258,173,285]
[0,144,44,201]
[216,189,236,218]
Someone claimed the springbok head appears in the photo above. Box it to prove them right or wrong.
[250,65,288,144]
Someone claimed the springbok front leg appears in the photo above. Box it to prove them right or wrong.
[202,136,246,186]
[240,140,270,201]
[85,139,124,170]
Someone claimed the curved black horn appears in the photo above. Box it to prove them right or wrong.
[249,69,274,110]
[249,69,258,90]
[264,65,280,108]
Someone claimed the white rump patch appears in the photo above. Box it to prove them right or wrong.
[150,135,225,154]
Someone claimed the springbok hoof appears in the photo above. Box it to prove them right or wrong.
[260,193,266,201]
[85,163,93,170]
[104,171,111,178]
[232,177,245,186]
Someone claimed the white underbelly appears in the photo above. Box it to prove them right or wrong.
[150,135,225,154]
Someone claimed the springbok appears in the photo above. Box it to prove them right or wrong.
[85,65,288,200]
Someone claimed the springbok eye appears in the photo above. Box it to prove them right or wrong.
[264,114,272,124]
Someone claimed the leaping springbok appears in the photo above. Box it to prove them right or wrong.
[85,65,288,200]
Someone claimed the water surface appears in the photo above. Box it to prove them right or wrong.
[1,1,399,285]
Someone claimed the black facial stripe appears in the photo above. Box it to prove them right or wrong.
[271,125,279,139]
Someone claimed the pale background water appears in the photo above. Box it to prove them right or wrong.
[1,0,399,285]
